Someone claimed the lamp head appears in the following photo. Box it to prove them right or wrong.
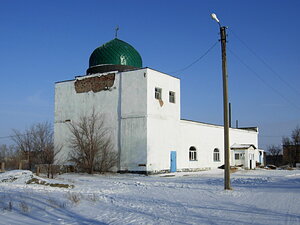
[211,13,220,23]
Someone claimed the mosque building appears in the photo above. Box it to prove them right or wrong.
[54,37,264,173]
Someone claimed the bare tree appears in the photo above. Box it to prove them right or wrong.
[282,126,300,166]
[0,144,9,161]
[267,145,282,166]
[0,144,17,158]
[68,110,118,174]
[32,122,62,177]
[11,122,61,175]
[39,139,62,178]
[11,128,35,170]
[0,145,22,170]
[282,136,292,146]
[97,138,117,172]
[291,126,300,145]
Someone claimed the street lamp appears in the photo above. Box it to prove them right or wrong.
[211,13,231,190]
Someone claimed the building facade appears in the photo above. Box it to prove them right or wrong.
[54,38,264,173]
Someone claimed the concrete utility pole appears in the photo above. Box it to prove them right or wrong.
[229,102,232,128]
[211,13,231,190]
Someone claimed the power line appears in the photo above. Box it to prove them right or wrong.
[228,47,300,111]
[170,41,218,74]
[229,28,300,96]
[0,135,16,140]
[0,131,48,140]
[260,135,284,138]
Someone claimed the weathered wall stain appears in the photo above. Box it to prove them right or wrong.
[159,99,164,107]
[75,73,115,93]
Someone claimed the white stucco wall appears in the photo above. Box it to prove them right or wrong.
[119,69,148,171]
[54,72,120,164]
[144,68,259,173]
[146,69,181,172]
[54,69,149,171]
[231,146,263,169]
[178,121,258,171]
[54,67,261,173]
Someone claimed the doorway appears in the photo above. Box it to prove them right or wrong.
[170,151,177,172]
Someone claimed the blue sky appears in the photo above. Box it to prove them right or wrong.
[0,0,299,150]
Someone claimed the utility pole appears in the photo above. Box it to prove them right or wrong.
[211,13,231,190]
[229,102,232,128]
[220,26,231,190]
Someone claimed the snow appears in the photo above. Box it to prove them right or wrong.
[230,143,256,149]
[0,169,300,225]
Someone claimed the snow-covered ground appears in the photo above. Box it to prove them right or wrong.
[0,169,299,225]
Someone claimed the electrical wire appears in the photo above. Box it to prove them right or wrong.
[0,135,16,139]
[229,28,300,96]
[0,131,50,140]
[260,135,284,138]
[170,41,219,74]
[228,47,300,111]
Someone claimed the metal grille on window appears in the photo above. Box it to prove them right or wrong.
[235,153,240,160]
[189,146,197,161]
[213,148,220,161]
[155,87,162,99]
[169,91,175,103]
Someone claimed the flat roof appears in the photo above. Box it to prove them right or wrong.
[55,67,180,84]
[144,67,180,80]
[181,119,258,132]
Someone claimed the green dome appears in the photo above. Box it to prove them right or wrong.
[89,38,142,68]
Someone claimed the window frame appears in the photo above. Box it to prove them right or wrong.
[169,91,175,103]
[240,153,245,160]
[235,153,245,160]
[213,148,220,162]
[155,87,162,100]
[189,146,197,161]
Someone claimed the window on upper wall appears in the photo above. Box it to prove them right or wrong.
[213,148,220,162]
[235,153,245,160]
[169,91,175,103]
[189,146,197,161]
[155,87,162,100]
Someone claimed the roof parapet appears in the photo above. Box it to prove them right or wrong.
[238,127,258,132]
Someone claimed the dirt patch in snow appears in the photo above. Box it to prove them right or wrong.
[0,170,74,189]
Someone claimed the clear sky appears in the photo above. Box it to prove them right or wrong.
[0,0,299,150]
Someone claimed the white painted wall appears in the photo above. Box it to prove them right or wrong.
[178,121,258,171]
[232,147,264,169]
[146,69,181,172]
[144,68,259,173]
[119,69,148,171]
[54,71,120,164]
[54,68,261,173]
[54,69,149,171]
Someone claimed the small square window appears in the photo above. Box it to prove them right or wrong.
[235,153,240,160]
[169,91,175,103]
[155,87,162,100]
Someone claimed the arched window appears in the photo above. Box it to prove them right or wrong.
[189,146,197,161]
[213,148,220,162]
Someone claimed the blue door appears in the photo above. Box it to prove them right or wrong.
[170,151,177,172]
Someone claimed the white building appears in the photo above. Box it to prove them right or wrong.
[54,38,264,174]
